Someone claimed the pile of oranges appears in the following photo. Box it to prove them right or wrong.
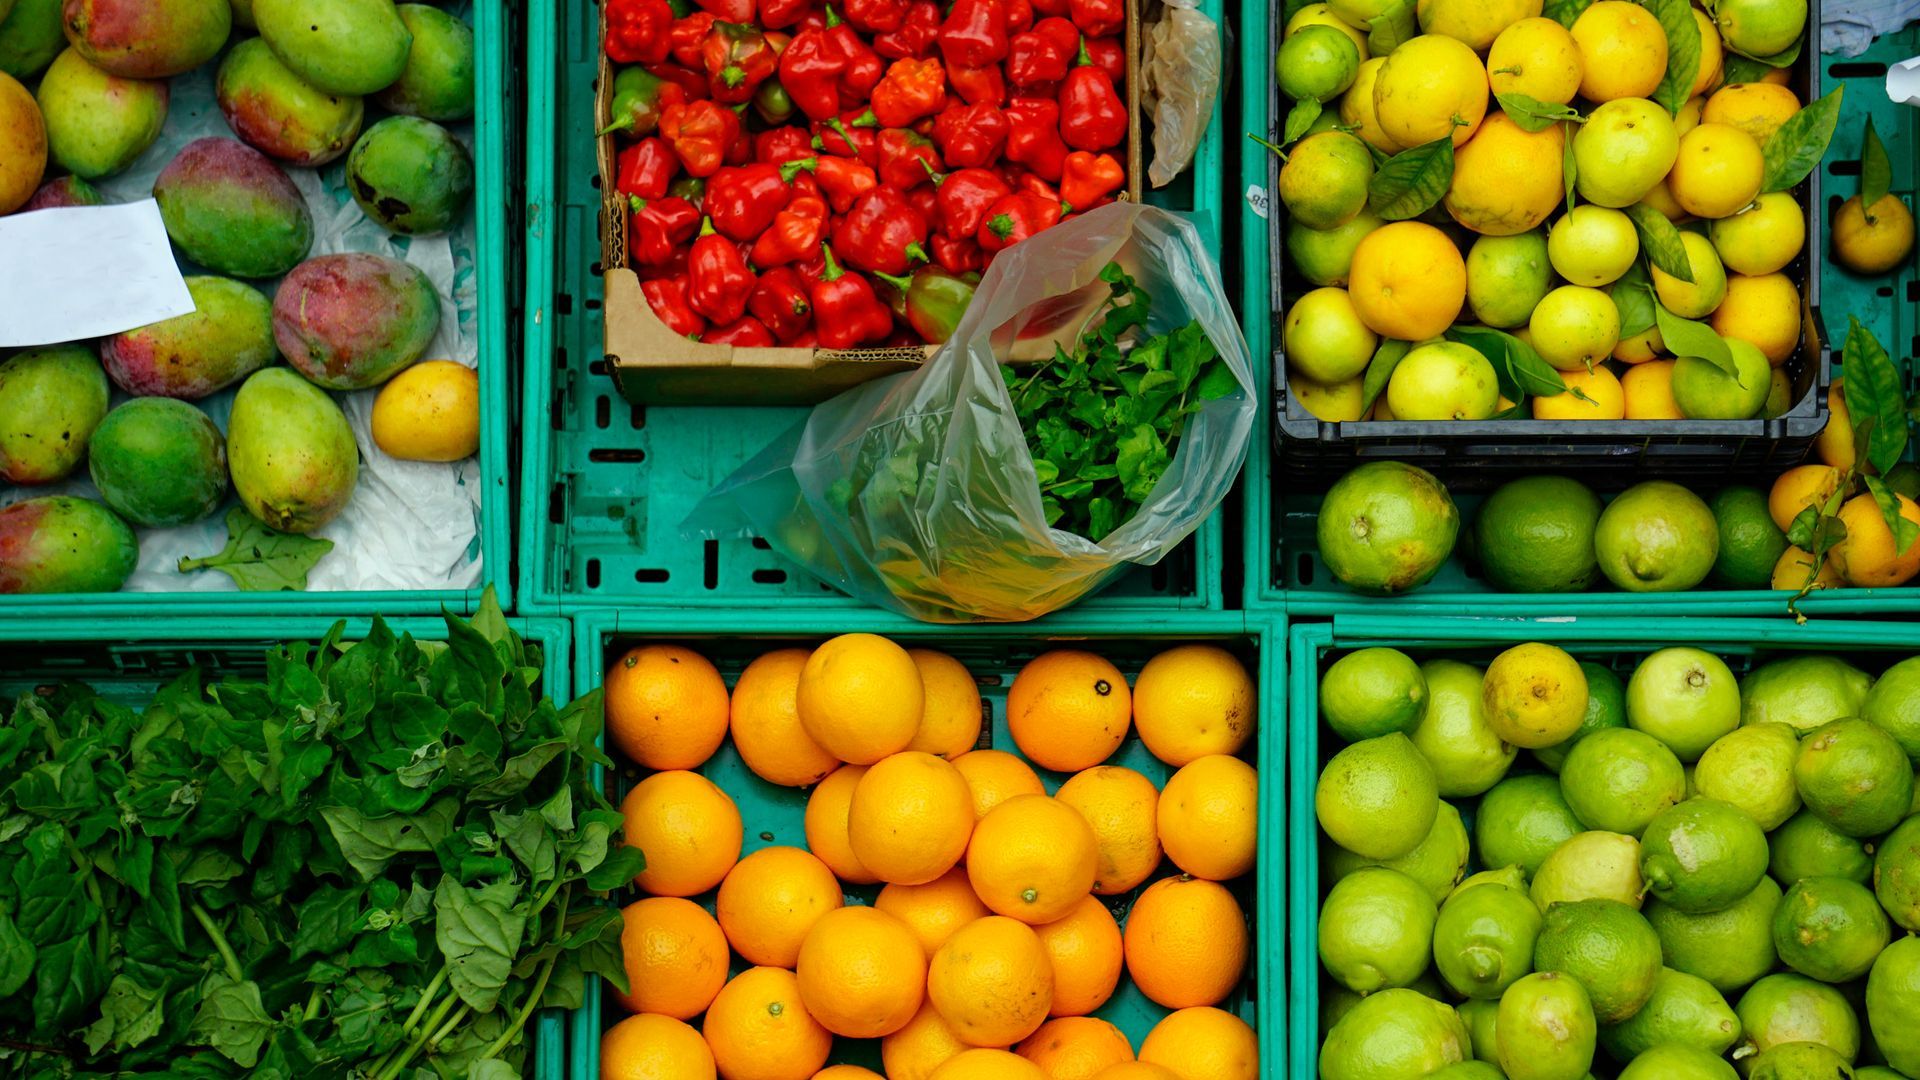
[598,633,1261,1080]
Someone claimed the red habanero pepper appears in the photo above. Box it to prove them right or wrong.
[706,162,792,240]
[647,61,712,103]
[873,0,940,59]
[877,128,942,189]
[788,170,824,201]
[1003,97,1069,180]
[637,248,690,281]
[701,316,778,345]
[948,64,1006,106]
[692,0,753,25]
[1084,35,1124,84]
[832,188,931,275]
[1059,43,1125,151]
[601,67,688,138]
[1030,0,1066,19]
[905,182,939,225]
[931,166,1011,238]
[870,58,947,128]
[929,231,983,273]
[810,245,895,349]
[843,0,908,33]
[689,218,756,323]
[1067,0,1122,37]
[617,137,680,200]
[779,26,850,120]
[753,78,797,124]
[938,0,1009,71]
[748,266,815,341]
[932,103,1008,169]
[829,20,887,99]
[1003,0,1034,34]
[759,0,809,29]
[1008,168,1059,201]
[667,175,706,207]
[1007,17,1076,88]
[670,12,717,67]
[660,100,741,177]
[1060,150,1122,211]
[605,0,674,64]
[726,123,755,165]
[755,125,815,164]
[977,191,1061,251]
[703,22,779,104]
[750,193,829,266]
[630,196,703,265]
[813,109,882,164]
[783,154,879,213]
[642,274,707,337]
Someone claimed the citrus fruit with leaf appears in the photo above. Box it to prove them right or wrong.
[1711,273,1801,364]
[1713,0,1808,59]
[1340,57,1400,153]
[1321,646,1429,741]
[1373,33,1490,149]
[1487,16,1582,105]
[1769,464,1846,532]
[1533,363,1626,419]
[1595,481,1720,592]
[1548,206,1639,286]
[1287,3,1370,62]
[1385,340,1502,421]
[1703,82,1800,144]
[1709,191,1806,275]
[1573,98,1679,208]
[1530,285,1622,371]
[1286,286,1379,384]
[1289,210,1385,287]
[1467,230,1552,328]
[1833,194,1917,275]
[1278,23,1362,103]
[1710,485,1789,588]
[1833,491,1920,588]
[1669,123,1767,220]
[1473,475,1603,592]
[1279,130,1374,229]
[1316,731,1440,861]
[1570,2,1667,102]
[1349,221,1468,340]
[1651,232,1730,319]
[1622,359,1683,419]
[1445,112,1565,237]
[1316,459,1460,594]
[1672,339,1770,420]
[1646,876,1783,994]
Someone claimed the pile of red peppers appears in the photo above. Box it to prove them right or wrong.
[605,0,1130,348]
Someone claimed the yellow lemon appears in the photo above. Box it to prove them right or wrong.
[1533,363,1625,419]
[1708,191,1805,275]
[1815,381,1853,469]
[1339,57,1399,153]
[1416,0,1542,51]
[1444,111,1564,237]
[1649,231,1729,319]
[1570,1,1667,102]
[1638,176,1691,223]
[1487,17,1583,105]
[1572,97,1679,208]
[371,360,480,461]
[1373,34,1489,149]
[1285,286,1378,383]
[1832,194,1917,275]
[1771,545,1842,591]
[1834,493,1920,588]
[1287,3,1369,61]
[1668,123,1765,219]
[1292,372,1368,422]
[1529,285,1622,371]
[1768,464,1845,532]
[1613,325,1664,364]
[1547,205,1639,286]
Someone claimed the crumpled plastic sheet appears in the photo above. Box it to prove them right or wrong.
[1141,0,1222,189]
[0,38,484,593]
[1821,0,1920,58]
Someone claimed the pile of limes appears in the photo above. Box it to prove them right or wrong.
[595,634,1260,1080]
[1273,0,1828,425]
[1312,641,1920,1080]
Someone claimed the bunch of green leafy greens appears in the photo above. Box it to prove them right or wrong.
[0,591,640,1079]
[1000,262,1238,541]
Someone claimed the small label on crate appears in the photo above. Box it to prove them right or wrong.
[0,200,194,348]
[1245,185,1270,220]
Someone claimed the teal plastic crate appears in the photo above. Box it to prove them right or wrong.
[0,0,517,619]
[1286,613,1920,1079]
[0,611,575,1080]
[564,609,1284,1078]
[1235,0,1278,612]
[517,0,1230,620]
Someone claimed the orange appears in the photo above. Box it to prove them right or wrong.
[1533,364,1626,420]
[930,1049,1046,1080]
[1816,381,1855,469]
[1773,546,1843,591]
[702,968,833,1080]
[610,898,730,1019]
[1054,766,1162,895]
[1122,877,1248,1009]
[849,751,976,885]
[1834,492,1920,588]
[1347,221,1468,342]
[1007,650,1132,772]
[1088,1066,1182,1080]
[1569,1,1667,102]
[1032,896,1124,1017]
[1132,645,1256,766]
[621,771,743,897]
[1702,82,1801,145]
[1016,1017,1136,1080]
[882,1000,974,1080]
[967,794,1100,924]
[1768,464,1846,532]
[606,645,730,771]
[1711,273,1801,364]
[952,750,1046,819]
[602,1013,716,1080]
[731,649,839,788]
[813,1070,884,1080]
[929,916,1055,1046]
[794,906,926,1038]
[876,867,993,956]
[908,649,985,759]
[1621,360,1682,420]
[797,633,924,764]
[803,764,878,885]
[715,846,844,968]
[1138,1008,1259,1080]
[1157,756,1258,882]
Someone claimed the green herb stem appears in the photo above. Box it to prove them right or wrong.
[304,986,323,1022]
[189,901,244,983]
[482,952,558,1061]
[401,966,450,1035]
[427,1002,471,1051]
[377,990,461,1080]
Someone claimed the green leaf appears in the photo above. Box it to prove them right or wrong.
[1561,119,1578,209]
[1762,86,1844,193]
[320,797,458,881]
[469,1061,522,1080]
[1543,0,1592,27]
[189,974,273,1068]
[82,975,166,1055]
[1284,98,1322,145]
[1494,92,1585,133]
[1862,117,1892,210]
[31,936,104,1036]
[1720,53,1774,84]
[1366,0,1416,53]
[1654,303,1736,376]
[1367,136,1454,220]
[1786,505,1821,550]
[1611,263,1658,338]
[1844,317,1908,475]
[1728,32,1801,67]
[434,878,527,1013]
[1625,203,1695,283]
[468,740,568,803]
[1640,0,1700,115]
[1448,326,1567,399]
[289,884,365,960]
[1359,340,1412,413]
[178,508,335,591]
[1865,474,1920,557]
[1115,425,1171,504]
[0,908,34,998]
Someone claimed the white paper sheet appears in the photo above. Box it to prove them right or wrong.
[0,200,195,348]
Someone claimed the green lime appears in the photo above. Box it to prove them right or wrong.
[1712,0,1810,56]
[1712,486,1790,588]
[1485,643,1591,750]
[1531,831,1645,912]
[1429,1062,1505,1080]
[1673,339,1772,420]
[1859,1068,1911,1080]
[1322,973,1446,1037]
[1747,1042,1859,1079]
[1646,877,1785,995]
[1600,967,1741,1061]
[1742,656,1873,736]
[1595,481,1721,593]
[1322,647,1430,741]
[1533,898,1662,1023]
[1772,876,1891,984]
[1628,648,1742,762]
[1733,973,1862,1066]
[1467,231,1554,329]
[1473,476,1604,594]
[1330,800,1470,902]
[1534,663,1627,772]
[1412,659,1517,798]
[1640,798,1771,914]
[1694,723,1804,830]
[1317,461,1461,596]
[1496,971,1598,1080]
[1289,210,1385,288]
[1617,1044,1739,1080]
[1559,728,1687,835]
[1458,998,1500,1063]
[1318,732,1441,860]
[1477,774,1584,878]
[1863,656,1920,761]
[1795,719,1915,838]
[1280,130,1375,229]
[1320,987,1473,1080]
[1278,23,1361,102]
[1875,815,1920,932]
[1457,865,1529,895]
[1867,937,1920,1078]
[1770,810,1876,886]
[1436,877,1544,1000]
[1319,866,1440,993]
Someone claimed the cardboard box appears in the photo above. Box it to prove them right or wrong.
[597,0,1149,404]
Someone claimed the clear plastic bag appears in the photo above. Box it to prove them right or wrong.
[682,203,1255,623]
[1141,2,1222,188]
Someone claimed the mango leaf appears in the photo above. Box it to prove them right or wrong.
[1844,316,1908,475]
[1360,340,1412,413]
[1761,86,1843,193]
[1284,98,1322,145]
[1367,136,1454,220]
[1624,203,1695,283]
[178,509,334,591]
[1495,92,1584,133]
[1654,303,1736,377]
[1367,0,1417,54]
[1611,263,1658,338]
[1862,117,1892,210]
[1543,0,1592,27]
[1640,0,1701,115]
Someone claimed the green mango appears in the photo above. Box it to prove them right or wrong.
[227,367,359,534]
[372,4,473,122]
[254,0,412,96]
[346,115,472,235]
[62,0,229,78]
[153,138,313,278]
[35,47,167,179]
[88,399,227,527]
[0,0,68,80]
[102,276,277,399]
[0,496,137,593]
[0,344,108,484]
[215,37,363,166]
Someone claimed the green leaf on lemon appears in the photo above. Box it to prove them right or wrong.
[1285,98,1323,145]
[1366,0,1417,54]
[1367,136,1454,220]
[1612,263,1658,338]
[1495,92,1584,133]
[1625,203,1696,283]
[1862,118,1892,210]
[1762,85,1843,193]
[1865,474,1920,557]
[1844,316,1908,475]
[1360,339,1411,413]
[1654,303,1736,377]
[1639,0,1701,115]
